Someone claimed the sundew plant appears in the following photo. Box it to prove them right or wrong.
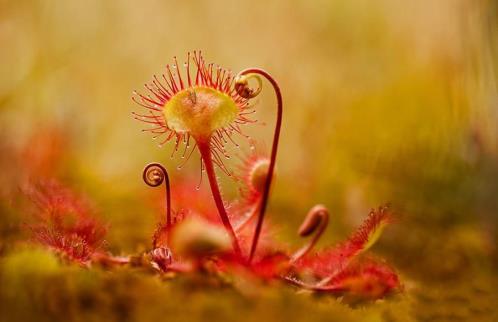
[20,52,401,303]
[2,2,498,322]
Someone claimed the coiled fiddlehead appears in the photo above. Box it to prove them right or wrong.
[143,163,171,246]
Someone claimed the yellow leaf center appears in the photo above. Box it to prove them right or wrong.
[163,86,239,140]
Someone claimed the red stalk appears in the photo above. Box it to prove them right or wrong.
[198,140,242,256]
[236,68,283,263]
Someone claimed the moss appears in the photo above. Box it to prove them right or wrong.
[1,247,495,322]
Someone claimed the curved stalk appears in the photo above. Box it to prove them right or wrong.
[236,68,283,263]
[234,203,259,233]
[290,205,329,263]
[143,163,171,247]
[198,140,242,256]
[282,276,343,293]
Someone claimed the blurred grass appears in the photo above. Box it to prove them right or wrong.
[1,0,498,321]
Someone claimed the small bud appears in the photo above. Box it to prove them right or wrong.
[249,159,270,194]
[171,216,231,259]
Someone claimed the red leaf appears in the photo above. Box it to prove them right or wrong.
[23,179,107,265]
[318,258,401,300]
[294,205,392,277]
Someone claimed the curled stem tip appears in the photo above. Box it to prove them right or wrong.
[235,74,262,99]
[290,205,329,263]
[235,68,283,263]
[143,163,171,246]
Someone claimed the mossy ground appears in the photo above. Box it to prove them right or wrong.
[0,245,496,322]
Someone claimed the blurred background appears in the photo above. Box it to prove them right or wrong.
[1,0,497,321]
